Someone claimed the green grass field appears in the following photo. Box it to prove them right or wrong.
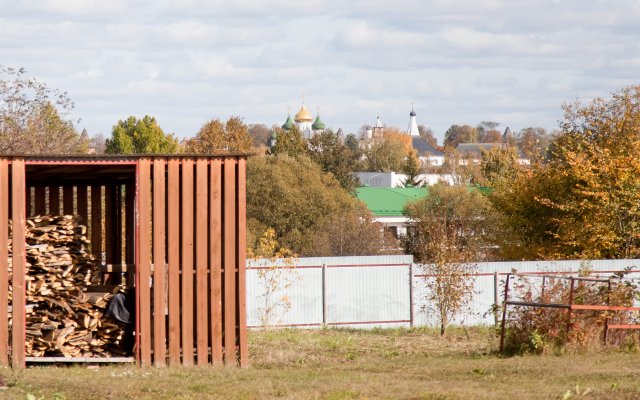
[1,327,639,399]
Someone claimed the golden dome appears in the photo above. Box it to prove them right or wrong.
[294,104,313,122]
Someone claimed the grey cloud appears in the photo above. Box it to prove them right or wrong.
[1,0,639,143]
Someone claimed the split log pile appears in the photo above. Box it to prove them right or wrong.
[7,215,128,358]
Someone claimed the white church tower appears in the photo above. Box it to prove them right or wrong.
[407,105,420,136]
[294,103,314,139]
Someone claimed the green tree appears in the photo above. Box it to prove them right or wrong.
[400,151,424,187]
[105,115,180,154]
[344,133,360,153]
[307,129,359,191]
[184,116,253,154]
[272,126,307,158]
[344,133,364,170]
[405,184,496,335]
[247,154,393,256]
[0,66,88,154]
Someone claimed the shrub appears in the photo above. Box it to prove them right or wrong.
[502,270,640,355]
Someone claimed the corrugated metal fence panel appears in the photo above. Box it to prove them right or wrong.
[326,264,411,328]
[413,259,640,327]
[412,274,499,327]
[248,256,640,329]
[247,255,413,328]
[246,266,323,327]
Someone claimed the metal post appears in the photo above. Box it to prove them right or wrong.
[409,264,414,328]
[603,279,611,345]
[541,276,546,300]
[499,273,510,353]
[566,277,575,339]
[321,264,327,327]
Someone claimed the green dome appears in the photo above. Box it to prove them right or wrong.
[282,115,294,130]
[312,115,325,131]
[268,130,277,150]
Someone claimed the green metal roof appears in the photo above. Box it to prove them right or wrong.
[355,185,492,217]
[355,187,428,217]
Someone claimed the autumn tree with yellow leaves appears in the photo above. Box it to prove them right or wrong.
[248,228,297,327]
[492,85,640,260]
[183,116,253,154]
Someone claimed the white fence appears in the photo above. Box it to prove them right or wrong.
[246,255,413,328]
[246,256,640,328]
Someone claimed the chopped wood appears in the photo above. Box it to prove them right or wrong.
[8,215,128,358]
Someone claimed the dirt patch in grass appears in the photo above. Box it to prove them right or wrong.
[1,327,639,399]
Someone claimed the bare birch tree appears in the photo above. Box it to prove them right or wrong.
[405,184,496,335]
[0,66,88,154]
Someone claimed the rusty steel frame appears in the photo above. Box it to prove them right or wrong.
[499,273,640,353]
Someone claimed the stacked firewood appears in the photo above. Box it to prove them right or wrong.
[8,215,128,358]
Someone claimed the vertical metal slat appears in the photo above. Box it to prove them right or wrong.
[181,158,195,366]
[137,159,152,366]
[167,159,181,365]
[153,159,167,366]
[237,158,248,367]
[11,159,26,368]
[223,158,237,364]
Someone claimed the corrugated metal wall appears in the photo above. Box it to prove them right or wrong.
[0,156,248,368]
[247,256,640,329]
[135,157,248,367]
[246,255,413,328]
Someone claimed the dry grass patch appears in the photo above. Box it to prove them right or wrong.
[0,327,639,399]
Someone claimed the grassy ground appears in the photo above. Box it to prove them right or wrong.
[1,327,639,399]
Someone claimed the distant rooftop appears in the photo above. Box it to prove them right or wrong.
[412,137,444,156]
[455,142,498,156]
[355,187,428,217]
[356,185,491,217]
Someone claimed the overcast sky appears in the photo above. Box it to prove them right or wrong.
[1,0,639,143]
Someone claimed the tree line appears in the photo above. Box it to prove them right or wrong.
[4,66,640,265]
[0,66,398,259]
